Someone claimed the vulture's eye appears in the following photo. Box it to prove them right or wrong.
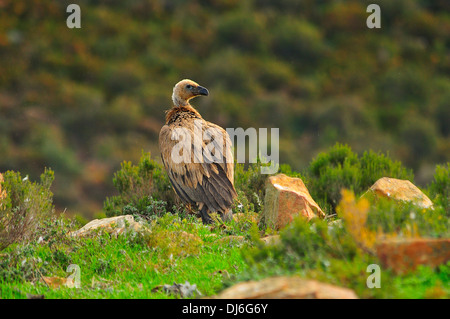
[186,84,192,89]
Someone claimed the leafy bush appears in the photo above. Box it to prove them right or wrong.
[427,163,450,213]
[239,215,367,287]
[398,115,438,168]
[233,161,268,214]
[0,169,55,250]
[103,152,176,219]
[0,214,82,284]
[306,143,414,214]
[367,195,449,239]
[271,18,327,68]
[216,11,267,53]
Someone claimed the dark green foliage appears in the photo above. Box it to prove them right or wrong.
[267,218,332,270]
[398,115,438,169]
[216,10,267,53]
[0,169,55,250]
[240,216,365,284]
[359,150,415,188]
[103,152,176,219]
[233,161,268,214]
[0,245,45,283]
[278,163,305,179]
[122,196,168,221]
[271,18,327,68]
[428,163,450,213]
[306,143,414,214]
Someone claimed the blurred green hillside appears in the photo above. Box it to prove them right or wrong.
[0,0,449,217]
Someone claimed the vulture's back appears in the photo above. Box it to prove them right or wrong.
[159,111,236,214]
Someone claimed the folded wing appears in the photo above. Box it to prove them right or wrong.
[159,119,236,213]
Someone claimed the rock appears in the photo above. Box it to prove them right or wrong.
[365,177,433,209]
[152,281,202,298]
[376,238,450,274]
[70,215,143,238]
[262,174,325,230]
[214,276,358,299]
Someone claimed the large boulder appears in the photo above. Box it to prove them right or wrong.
[214,276,358,299]
[262,174,325,230]
[376,238,450,274]
[70,215,143,238]
[364,177,433,209]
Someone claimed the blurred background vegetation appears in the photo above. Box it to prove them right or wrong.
[0,0,449,218]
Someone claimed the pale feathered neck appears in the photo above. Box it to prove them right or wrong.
[172,88,189,107]
[172,95,188,107]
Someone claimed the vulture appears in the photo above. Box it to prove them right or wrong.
[159,79,237,224]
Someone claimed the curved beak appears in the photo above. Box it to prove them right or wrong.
[196,86,209,96]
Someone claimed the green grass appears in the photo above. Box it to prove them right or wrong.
[0,214,247,299]
[1,208,449,299]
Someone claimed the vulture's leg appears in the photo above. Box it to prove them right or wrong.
[199,205,213,224]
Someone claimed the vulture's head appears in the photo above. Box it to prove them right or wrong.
[172,79,209,107]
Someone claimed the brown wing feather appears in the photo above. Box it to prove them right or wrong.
[159,118,237,213]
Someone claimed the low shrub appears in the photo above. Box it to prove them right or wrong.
[233,161,268,214]
[427,163,450,213]
[238,214,367,287]
[0,169,55,250]
[103,152,177,219]
[0,217,78,285]
[306,143,414,214]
